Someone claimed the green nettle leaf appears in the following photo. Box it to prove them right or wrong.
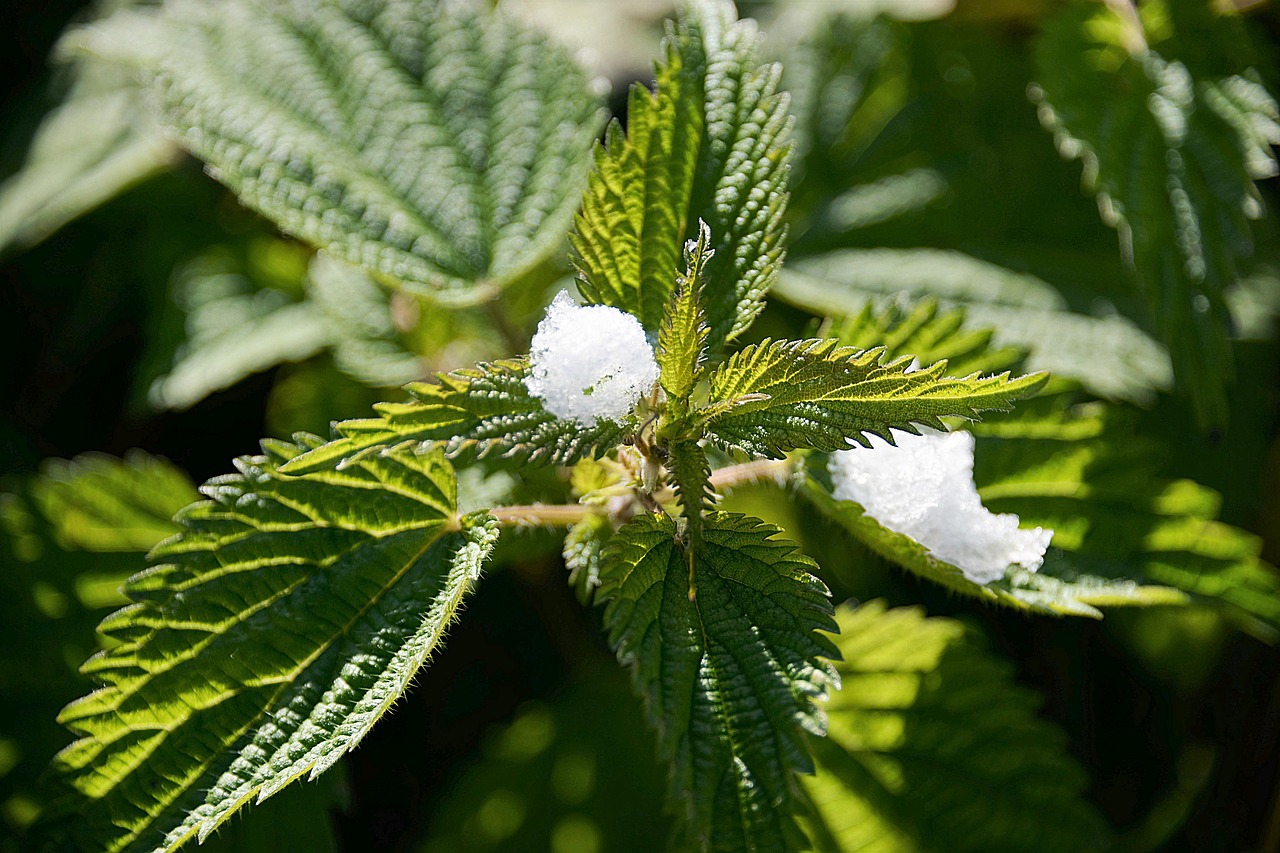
[703,337,1047,458]
[42,439,497,853]
[1032,4,1280,425]
[831,299,1026,380]
[795,300,1279,625]
[571,18,701,332]
[597,512,838,852]
[801,601,1111,852]
[563,514,612,605]
[775,248,1174,404]
[0,48,176,257]
[657,221,713,408]
[101,0,603,298]
[657,224,717,555]
[149,247,330,411]
[970,400,1280,639]
[799,465,1185,619]
[279,357,634,475]
[28,451,198,553]
[572,0,791,348]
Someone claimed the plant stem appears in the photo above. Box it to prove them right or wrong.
[708,458,795,491]
[485,458,796,529]
[490,503,599,527]
[484,293,526,353]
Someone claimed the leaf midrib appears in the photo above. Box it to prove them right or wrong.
[86,518,457,850]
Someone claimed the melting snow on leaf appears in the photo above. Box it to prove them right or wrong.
[829,429,1052,584]
[526,291,659,423]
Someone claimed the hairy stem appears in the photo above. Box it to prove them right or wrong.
[490,503,600,527]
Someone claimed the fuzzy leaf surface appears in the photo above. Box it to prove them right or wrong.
[1033,4,1280,425]
[657,221,713,407]
[704,338,1047,458]
[776,249,1174,404]
[105,0,603,297]
[597,512,838,852]
[802,401,1280,628]
[801,601,1110,852]
[572,0,791,349]
[43,439,498,852]
[797,301,1280,627]
[280,358,632,475]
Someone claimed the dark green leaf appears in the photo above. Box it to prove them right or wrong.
[704,337,1047,458]
[279,358,634,475]
[597,511,838,851]
[1032,3,1280,425]
[102,0,604,298]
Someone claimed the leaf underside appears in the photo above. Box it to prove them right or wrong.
[114,0,603,297]
[801,601,1111,852]
[43,439,497,853]
[597,511,838,852]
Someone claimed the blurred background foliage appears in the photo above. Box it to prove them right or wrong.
[2,0,1280,851]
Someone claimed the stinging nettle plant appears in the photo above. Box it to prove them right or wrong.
[19,0,1280,851]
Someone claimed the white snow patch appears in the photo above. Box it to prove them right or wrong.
[525,291,659,423]
[829,428,1052,585]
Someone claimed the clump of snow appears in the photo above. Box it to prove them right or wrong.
[828,429,1052,585]
[526,292,659,423]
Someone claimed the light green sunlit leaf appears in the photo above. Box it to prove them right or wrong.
[572,0,791,350]
[704,335,1046,458]
[41,439,498,852]
[28,451,197,553]
[801,601,1111,852]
